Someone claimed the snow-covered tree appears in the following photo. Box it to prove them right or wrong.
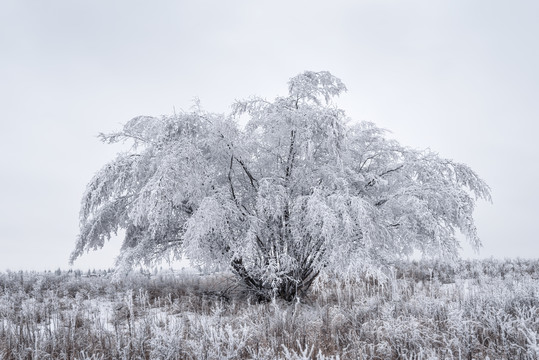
[71,71,491,301]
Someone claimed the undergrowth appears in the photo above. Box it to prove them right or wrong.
[1,259,538,359]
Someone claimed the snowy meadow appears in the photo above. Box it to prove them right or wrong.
[1,259,539,359]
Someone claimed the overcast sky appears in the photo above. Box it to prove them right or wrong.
[1,0,538,271]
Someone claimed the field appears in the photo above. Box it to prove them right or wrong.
[1,259,539,359]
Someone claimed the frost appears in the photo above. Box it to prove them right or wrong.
[73,71,491,300]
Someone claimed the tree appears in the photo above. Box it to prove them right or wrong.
[71,71,491,301]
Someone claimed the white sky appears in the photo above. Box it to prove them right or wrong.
[1,1,537,271]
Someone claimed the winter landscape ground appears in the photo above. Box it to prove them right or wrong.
[1,258,539,359]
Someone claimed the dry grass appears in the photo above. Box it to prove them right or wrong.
[1,259,539,359]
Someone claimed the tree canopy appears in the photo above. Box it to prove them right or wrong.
[72,71,491,300]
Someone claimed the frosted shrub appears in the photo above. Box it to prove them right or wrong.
[73,71,490,301]
[186,313,251,359]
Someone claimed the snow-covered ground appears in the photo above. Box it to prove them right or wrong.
[1,259,539,359]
